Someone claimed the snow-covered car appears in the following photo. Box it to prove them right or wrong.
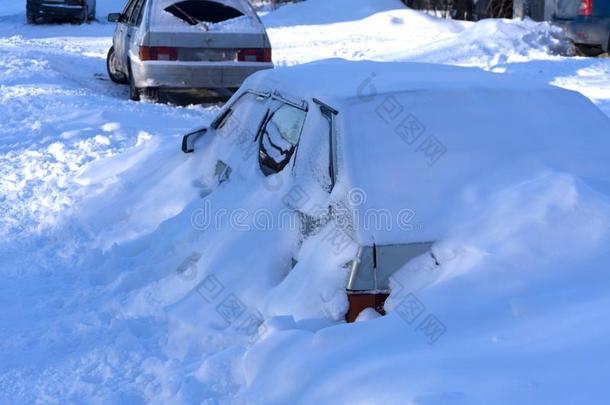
[181,60,610,321]
[27,0,96,24]
[106,0,273,102]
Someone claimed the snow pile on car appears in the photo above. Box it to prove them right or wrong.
[151,0,262,33]
[278,61,607,245]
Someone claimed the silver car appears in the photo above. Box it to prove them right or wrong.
[106,0,273,102]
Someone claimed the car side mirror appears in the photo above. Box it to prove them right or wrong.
[182,127,208,153]
[107,13,122,23]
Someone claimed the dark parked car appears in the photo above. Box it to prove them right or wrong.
[553,0,610,56]
[27,0,96,24]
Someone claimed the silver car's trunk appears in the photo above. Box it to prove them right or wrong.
[145,31,268,48]
[140,0,270,61]
[143,31,269,61]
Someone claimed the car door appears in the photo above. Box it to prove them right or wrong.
[126,0,148,64]
[114,0,139,70]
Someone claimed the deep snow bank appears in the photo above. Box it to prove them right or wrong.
[263,0,571,70]
[262,0,407,27]
[263,0,467,66]
[397,17,574,67]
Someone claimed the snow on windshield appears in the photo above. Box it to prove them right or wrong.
[164,0,243,25]
[151,0,260,32]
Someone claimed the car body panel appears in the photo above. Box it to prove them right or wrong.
[113,0,139,71]
[346,243,434,293]
[144,31,271,48]
[130,59,274,88]
[555,16,610,49]
[552,0,610,51]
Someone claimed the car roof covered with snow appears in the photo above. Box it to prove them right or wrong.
[243,58,555,105]
[244,60,610,246]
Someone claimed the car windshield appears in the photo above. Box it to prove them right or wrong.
[164,0,244,25]
[258,103,307,175]
[267,104,307,147]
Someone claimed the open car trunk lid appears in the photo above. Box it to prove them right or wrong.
[145,31,269,48]
[142,31,270,61]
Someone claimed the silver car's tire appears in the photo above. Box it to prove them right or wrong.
[141,87,160,103]
[106,47,127,84]
[128,66,141,101]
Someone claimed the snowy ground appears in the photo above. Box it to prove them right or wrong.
[1,0,610,403]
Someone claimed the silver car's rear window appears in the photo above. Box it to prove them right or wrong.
[164,0,244,25]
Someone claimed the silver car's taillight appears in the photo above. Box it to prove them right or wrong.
[139,46,178,61]
[579,0,592,15]
[237,48,272,63]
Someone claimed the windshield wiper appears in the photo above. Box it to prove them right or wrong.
[170,4,200,25]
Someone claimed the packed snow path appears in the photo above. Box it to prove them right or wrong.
[1,0,610,403]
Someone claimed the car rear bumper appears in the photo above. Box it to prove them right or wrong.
[553,18,609,50]
[131,59,274,89]
[27,2,85,19]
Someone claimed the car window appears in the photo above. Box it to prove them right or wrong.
[213,92,271,153]
[293,109,333,192]
[164,0,244,25]
[259,104,307,175]
[122,0,139,20]
[129,0,147,25]
[268,104,306,146]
